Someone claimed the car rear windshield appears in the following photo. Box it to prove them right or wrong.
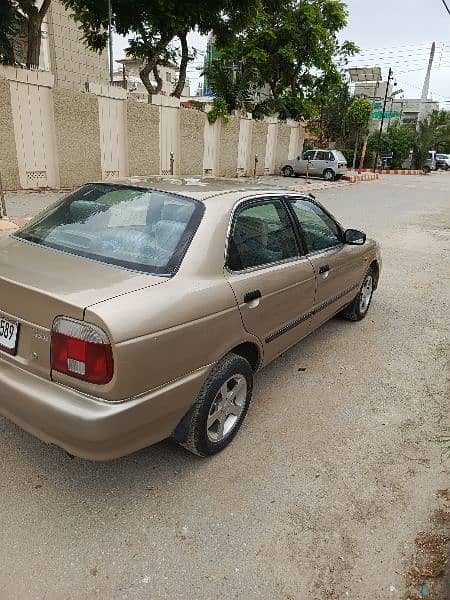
[333,151,347,163]
[15,183,204,275]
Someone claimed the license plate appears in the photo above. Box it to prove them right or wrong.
[0,317,20,355]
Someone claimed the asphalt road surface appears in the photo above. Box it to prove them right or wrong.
[0,174,449,599]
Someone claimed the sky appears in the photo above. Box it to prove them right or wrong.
[113,0,450,106]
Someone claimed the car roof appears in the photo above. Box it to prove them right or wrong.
[96,177,307,204]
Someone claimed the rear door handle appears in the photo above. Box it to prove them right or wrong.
[318,264,330,274]
[244,290,262,303]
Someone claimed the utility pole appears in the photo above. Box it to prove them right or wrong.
[416,42,435,131]
[373,68,393,173]
[108,0,114,85]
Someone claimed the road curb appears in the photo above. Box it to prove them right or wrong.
[344,173,380,183]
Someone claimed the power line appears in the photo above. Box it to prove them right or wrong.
[441,0,450,16]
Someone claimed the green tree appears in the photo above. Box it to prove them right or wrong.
[346,96,372,135]
[367,121,415,169]
[61,0,262,98]
[345,96,372,168]
[413,110,450,167]
[0,1,19,64]
[215,0,358,120]
[318,77,352,143]
[203,60,255,118]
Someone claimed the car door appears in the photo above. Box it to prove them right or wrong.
[286,197,368,328]
[295,150,315,175]
[225,197,316,364]
[313,150,329,176]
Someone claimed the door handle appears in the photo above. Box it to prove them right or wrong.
[318,264,330,274]
[244,290,262,303]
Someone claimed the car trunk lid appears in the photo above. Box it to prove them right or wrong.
[0,236,166,378]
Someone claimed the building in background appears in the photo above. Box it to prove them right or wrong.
[10,0,108,91]
[351,67,440,131]
[114,58,190,100]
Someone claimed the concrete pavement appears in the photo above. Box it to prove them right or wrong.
[0,173,448,599]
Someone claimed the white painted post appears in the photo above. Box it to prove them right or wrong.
[90,83,128,179]
[203,118,221,176]
[288,120,300,160]
[264,117,278,175]
[237,113,252,176]
[3,65,59,189]
[152,94,180,176]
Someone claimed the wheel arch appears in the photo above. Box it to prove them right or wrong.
[228,341,262,372]
[369,259,380,290]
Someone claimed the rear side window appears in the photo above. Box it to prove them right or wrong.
[316,151,332,161]
[288,199,342,253]
[15,184,204,275]
[228,199,300,271]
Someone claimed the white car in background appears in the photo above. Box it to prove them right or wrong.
[436,153,450,170]
[281,149,348,181]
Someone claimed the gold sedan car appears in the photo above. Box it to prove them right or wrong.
[0,178,381,460]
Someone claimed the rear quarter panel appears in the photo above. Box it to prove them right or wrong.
[78,275,256,401]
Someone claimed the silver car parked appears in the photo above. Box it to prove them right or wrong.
[281,149,348,181]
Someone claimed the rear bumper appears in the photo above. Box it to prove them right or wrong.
[0,358,210,460]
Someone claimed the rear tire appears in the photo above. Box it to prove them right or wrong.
[283,166,294,177]
[323,168,335,181]
[173,353,253,457]
[340,267,375,321]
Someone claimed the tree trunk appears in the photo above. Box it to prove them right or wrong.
[358,136,368,174]
[26,12,42,68]
[152,65,163,95]
[171,30,188,98]
[139,59,158,101]
[352,131,359,169]
[26,0,52,69]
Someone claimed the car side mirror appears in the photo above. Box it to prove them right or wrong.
[344,229,366,245]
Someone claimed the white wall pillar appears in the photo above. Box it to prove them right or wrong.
[203,118,221,176]
[264,118,278,175]
[237,114,252,176]
[3,65,59,189]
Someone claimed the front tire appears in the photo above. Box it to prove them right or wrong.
[173,353,253,457]
[323,168,335,181]
[340,268,375,321]
[283,165,294,177]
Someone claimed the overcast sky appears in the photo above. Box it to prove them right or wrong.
[114,0,450,105]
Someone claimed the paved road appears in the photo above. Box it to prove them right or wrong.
[0,174,449,599]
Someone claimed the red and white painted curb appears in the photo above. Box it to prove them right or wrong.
[352,168,423,176]
[344,172,379,183]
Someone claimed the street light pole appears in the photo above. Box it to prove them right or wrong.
[108,0,114,85]
[373,67,393,173]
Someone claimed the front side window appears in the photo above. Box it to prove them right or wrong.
[302,150,316,161]
[228,199,300,271]
[15,184,203,275]
[288,199,342,253]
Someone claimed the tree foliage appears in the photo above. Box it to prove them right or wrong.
[346,96,372,135]
[214,0,357,120]
[413,110,450,167]
[317,76,351,143]
[203,60,255,117]
[367,121,415,169]
[61,0,260,98]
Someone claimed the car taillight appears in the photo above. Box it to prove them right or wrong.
[51,317,113,384]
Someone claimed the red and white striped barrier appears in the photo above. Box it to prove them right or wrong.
[343,172,379,183]
[351,168,423,175]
